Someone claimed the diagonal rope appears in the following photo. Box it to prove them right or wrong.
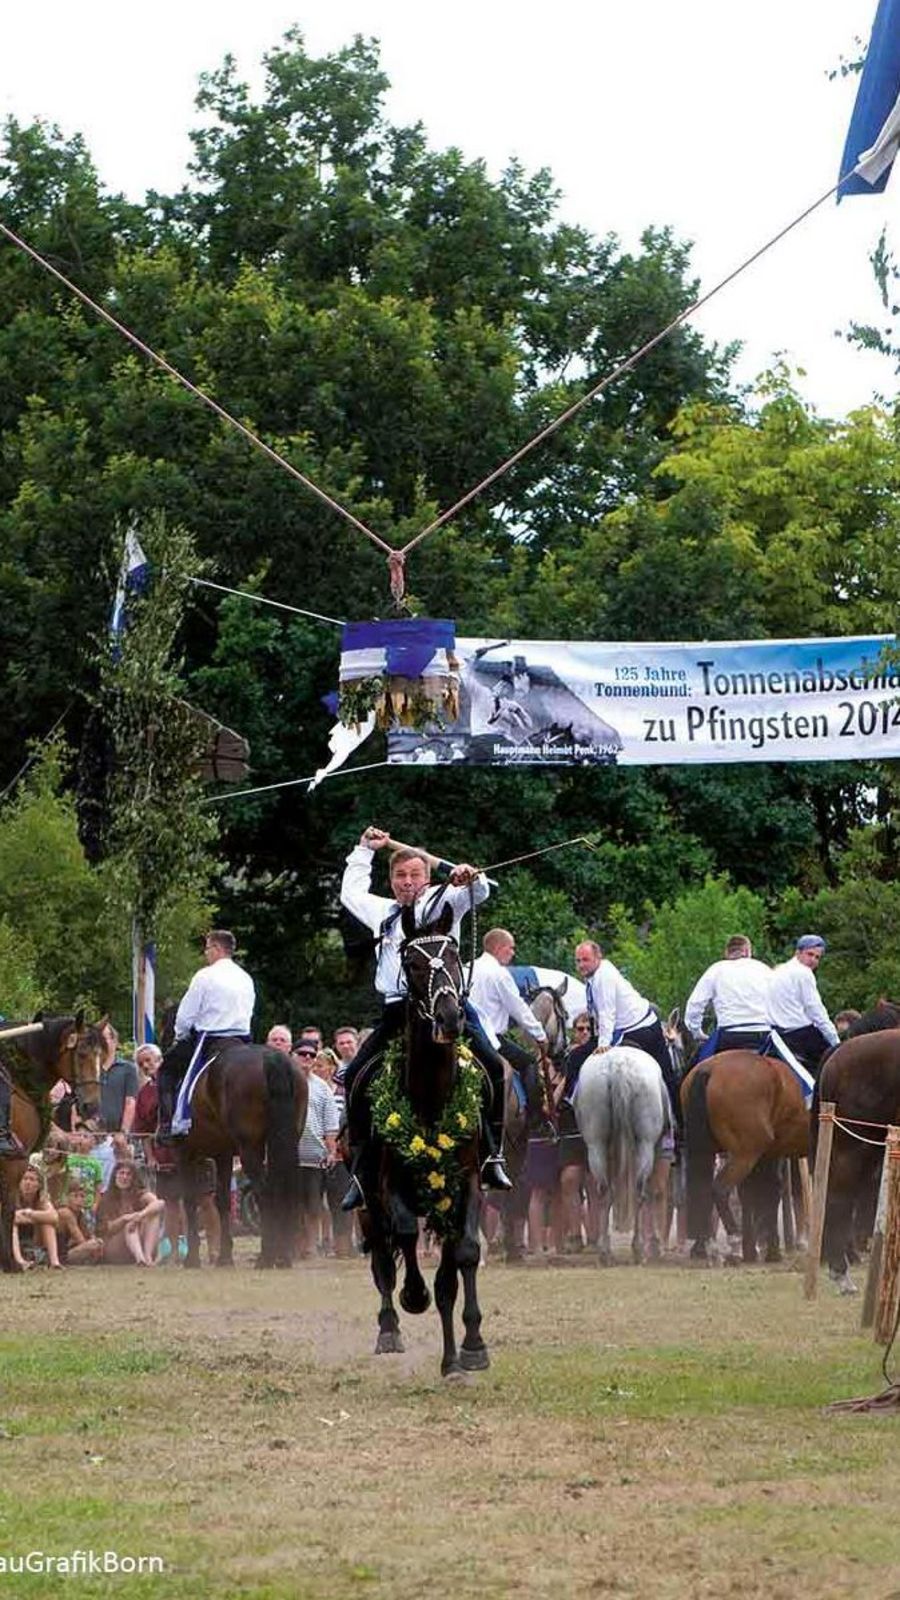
[198,759,392,806]
[399,171,854,558]
[477,835,600,873]
[0,219,394,557]
[186,576,345,627]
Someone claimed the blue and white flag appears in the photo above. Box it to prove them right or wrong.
[839,0,900,196]
[132,935,156,1045]
[110,527,150,644]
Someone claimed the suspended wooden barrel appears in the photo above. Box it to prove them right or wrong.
[338,619,459,732]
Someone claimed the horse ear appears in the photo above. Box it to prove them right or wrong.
[400,904,417,942]
[74,1008,84,1029]
[667,1006,681,1029]
[555,977,568,997]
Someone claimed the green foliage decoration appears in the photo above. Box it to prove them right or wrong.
[369,1039,482,1237]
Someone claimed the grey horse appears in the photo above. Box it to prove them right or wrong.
[574,1046,673,1264]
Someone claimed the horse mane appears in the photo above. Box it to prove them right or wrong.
[845,1001,900,1038]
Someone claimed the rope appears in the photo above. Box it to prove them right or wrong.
[0,699,76,805]
[398,172,850,559]
[197,758,392,806]
[0,219,394,558]
[186,576,345,627]
[820,1112,892,1131]
[830,1115,889,1148]
[477,835,600,874]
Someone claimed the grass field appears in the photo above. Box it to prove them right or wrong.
[0,1246,898,1599]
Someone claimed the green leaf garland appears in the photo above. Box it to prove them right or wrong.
[370,1040,482,1237]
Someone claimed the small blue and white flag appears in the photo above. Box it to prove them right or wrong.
[110,527,150,645]
[839,0,900,196]
[132,935,156,1045]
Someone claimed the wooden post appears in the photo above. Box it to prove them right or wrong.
[804,1100,836,1301]
[861,1136,892,1331]
[781,1161,796,1252]
[874,1126,900,1345]
[797,1157,812,1239]
[0,1022,44,1042]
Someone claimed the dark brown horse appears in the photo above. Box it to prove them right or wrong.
[681,1051,809,1262]
[813,1028,900,1291]
[0,1014,103,1272]
[175,1044,308,1269]
[360,902,489,1379]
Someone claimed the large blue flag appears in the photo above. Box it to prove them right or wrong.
[839,0,900,196]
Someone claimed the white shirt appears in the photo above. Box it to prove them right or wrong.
[297,1073,341,1166]
[685,957,772,1037]
[174,957,255,1040]
[340,846,489,1002]
[587,961,654,1046]
[768,957,839,1047]
[468,952,547,1049]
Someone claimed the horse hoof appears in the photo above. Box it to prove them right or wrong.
[182,1255,202,1271]
[442,1364,467,1382]
[375,1331,405,1355]
[631,1246,645,1266]
[689,1242,708,1262]
[764,1246,782,1265]
[459,1345,490,1372]
[724,1253,743,1268]
[742,1247,758,1264]
[399,1285,431,1315]
[596,1250,612,1267]
[829,1269,858,1296]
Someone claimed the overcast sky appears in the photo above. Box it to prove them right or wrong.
[3,1,900,417]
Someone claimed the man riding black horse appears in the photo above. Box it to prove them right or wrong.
[338,826,513,1210]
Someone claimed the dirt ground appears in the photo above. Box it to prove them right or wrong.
[1,1241,899,1599]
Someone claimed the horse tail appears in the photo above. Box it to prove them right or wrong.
[263,1050,300,1254]
[684,1066,716,1241]
[609,1067,635,1232]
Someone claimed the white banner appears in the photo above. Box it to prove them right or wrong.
[386,634,900,766]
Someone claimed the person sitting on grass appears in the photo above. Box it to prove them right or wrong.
[95,1160,164,1266]
[55,1179,104,1266]
[12,1163,62,1270]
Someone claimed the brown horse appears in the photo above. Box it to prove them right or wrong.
[0,1014,103,1272]
[175,1044,308,1269]
[813,1029,900,1291]
[681,1051,809,1262]
[360,902,489,1378]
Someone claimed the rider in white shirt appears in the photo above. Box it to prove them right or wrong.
[768,934,839,1073]
[469,929,550,1126]
[685,934,771,1057]
[339,826,509,1208]
[157,930,255,1141]
[563,940,681,1126]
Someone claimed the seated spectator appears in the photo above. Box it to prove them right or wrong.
[12,1164,62,1269]
[95,1160,164,1265]
[56,1180,104,1266]
[569,1012,593,1051]
[64,1130,106,1209]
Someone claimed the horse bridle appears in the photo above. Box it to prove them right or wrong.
[402,932,465,1025]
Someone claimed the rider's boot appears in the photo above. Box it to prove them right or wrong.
[155,1076,179,1146]
[480,1117,513,1192]
[0,1079,21,1157]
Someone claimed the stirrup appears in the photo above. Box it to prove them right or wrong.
[341,1173,365,1212]
[480,1152,513,1192]
[0,1130,22,1157]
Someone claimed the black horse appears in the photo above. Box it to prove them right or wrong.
[814,1022,900,1290]
[359,902,489,1379]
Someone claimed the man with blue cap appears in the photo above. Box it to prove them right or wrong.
[767,935,840,1075]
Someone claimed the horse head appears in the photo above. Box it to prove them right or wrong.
[61,1013,104,1124]
[400,902,465,1046]
[529,982,569,1062]
[661,1005,692,1076]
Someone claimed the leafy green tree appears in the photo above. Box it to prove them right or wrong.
[608,876,770,1016]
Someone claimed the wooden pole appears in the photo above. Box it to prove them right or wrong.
[804,1100,836,1301]
[861,1136,892,1331]
[797,1156,812,1240]
[0,1022,44,1042]
[874,1126,900,1345]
